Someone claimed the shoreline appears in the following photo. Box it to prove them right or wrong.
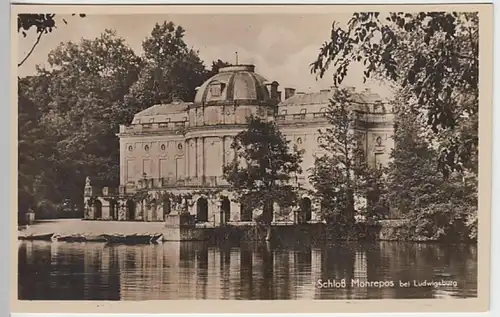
[17,218,477,244]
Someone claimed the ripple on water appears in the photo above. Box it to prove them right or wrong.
[18,241,478,300]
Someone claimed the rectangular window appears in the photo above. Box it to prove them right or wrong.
[210,84,222,97]
[176,158,184,179]
[126,160,135,181]
[159,159,168,178]
[143,159,151,177]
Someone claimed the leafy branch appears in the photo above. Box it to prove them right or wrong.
[17,13,86,67]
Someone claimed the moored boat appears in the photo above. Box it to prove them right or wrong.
[19,233,54,241]
[102,234,162,245]
[53,234,88,242]
[150,234,163,244]
[85,235,108,242]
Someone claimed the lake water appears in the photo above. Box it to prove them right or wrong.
[18,240,477,300]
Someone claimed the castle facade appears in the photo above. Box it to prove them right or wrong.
[83,64,394,225]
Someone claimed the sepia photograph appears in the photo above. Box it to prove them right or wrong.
[12,3,492,314]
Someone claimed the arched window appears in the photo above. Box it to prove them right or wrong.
[109,200,118,220]
[298,197,312,224]
[126,200,136,220]
[150,199,157,221]
[196,197,209,222]
[221,197,231,223]
[240,203,252,222]
[162,197,171,216]
[300,109,307,119]
[93,200,102,219]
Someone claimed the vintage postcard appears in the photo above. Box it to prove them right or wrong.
[11,3,493,314]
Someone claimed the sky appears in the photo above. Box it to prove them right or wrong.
[17,13,393,98]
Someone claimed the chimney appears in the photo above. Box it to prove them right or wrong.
[284,87,296,100]
[265,81,280,100]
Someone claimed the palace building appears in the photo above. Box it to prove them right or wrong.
[83,64,394,225]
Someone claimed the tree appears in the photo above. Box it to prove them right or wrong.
[18,29,141,219]
[206,59,231,78]
[223,115,304,239]
[18,74,63,220]
[124,21,211,111]
[363,165,389,220]
[386,100,442,216]
[17,13,86,67]
[308,88,373,226]
[311,12,478,174]
[387,92,477,241]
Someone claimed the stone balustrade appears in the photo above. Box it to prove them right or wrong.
[88,175,308,198]
[119,121,187,134]
[275,110,393,125]
[276,112,328,123]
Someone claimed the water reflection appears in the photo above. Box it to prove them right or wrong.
[18,241,477,300]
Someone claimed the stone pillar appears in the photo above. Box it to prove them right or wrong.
[25,207,35,225]
[145,204,152,222]
[222,136,226,167]
[201,137,206,177]
[273,202,280,222]
[136,201,144,221]
[290,206,297,223]
[195,138,199,177]
[118,201,127,221]
[181,198,188,215]
[212,199,222,226]
[170,198,179,216]
[184,139,189,177]
[311,199,321,222]
[230,200,240,222]
[102,200,111,220]
[85,199,93,219]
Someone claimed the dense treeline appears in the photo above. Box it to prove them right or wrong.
[18,21,229,221]
[310,12,478,241]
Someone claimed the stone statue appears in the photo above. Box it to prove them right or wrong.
[179,198,186,214]
[85,176,91,188]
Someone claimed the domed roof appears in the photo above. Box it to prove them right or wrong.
[194,64,276,105]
